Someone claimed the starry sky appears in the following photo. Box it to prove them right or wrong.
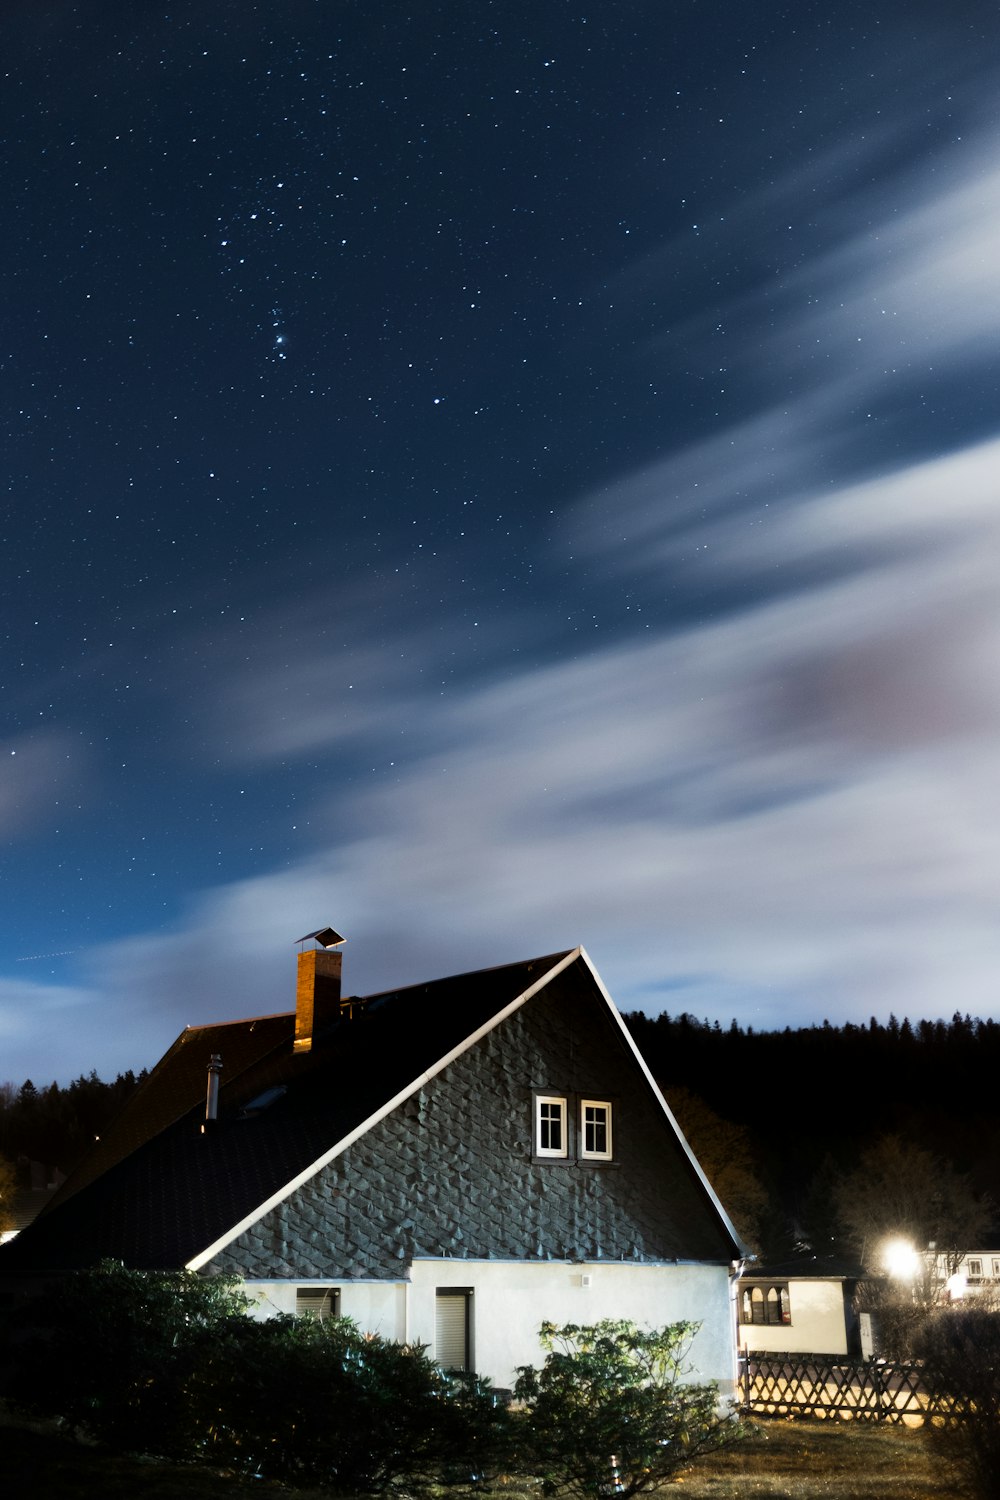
[4,0,1000,1085]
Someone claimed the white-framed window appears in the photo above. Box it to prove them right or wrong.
[967,1258,983,1279]
[580,1099,613,1160]
[992,1258,1000,1279]
[535,1094,568,1157]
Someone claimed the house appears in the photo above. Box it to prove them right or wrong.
[737,1257,863,1357]
[928,1248,1000,1301]
[0,1161,66,1246]
[0,937,743,1393]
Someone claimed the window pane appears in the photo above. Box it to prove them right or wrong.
[584,1105,607,1154]
[540,1101,563,1151]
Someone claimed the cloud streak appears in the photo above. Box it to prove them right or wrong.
[10,416,993,1085]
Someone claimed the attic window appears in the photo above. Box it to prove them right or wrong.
[580,1100,613,1160]
[296,1287,340,1321]
[535,1095,568,1158]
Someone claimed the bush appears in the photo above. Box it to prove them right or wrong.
[915,1305,1000,1500]
[433,1367,517,1485]
[854,1278,930,1360]
[3,1262,512,1491]
[199,1313,511,1491]
[514,1319,743,1499]
[4,1260,251,1455]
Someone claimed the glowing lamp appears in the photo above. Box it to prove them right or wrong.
[883,1237,919,1280]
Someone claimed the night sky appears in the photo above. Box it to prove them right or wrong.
[5,1,1000,1084]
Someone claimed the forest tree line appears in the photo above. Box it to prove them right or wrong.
[0,1069,145,1226]
[625,1008,1000,1262]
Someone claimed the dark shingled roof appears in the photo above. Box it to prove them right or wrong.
[0,951,576,1273]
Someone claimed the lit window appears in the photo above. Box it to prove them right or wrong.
[535,1095,568,1157]
[580,1100,613,1160]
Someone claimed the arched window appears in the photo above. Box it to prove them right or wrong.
[741,1282,790,1326]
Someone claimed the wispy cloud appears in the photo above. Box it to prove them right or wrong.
[40,417,998,1086]
[11,65,1000,1085]
[0,730,92,838]
[0,975,101,1084]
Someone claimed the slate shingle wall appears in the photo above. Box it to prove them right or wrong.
[211,971,730,1278]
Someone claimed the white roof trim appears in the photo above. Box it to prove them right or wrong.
[575,947,745,1257]
[186,949,581,1270]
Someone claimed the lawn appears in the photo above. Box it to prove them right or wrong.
[1,1409,966,1500]
[670,1418,964,1499]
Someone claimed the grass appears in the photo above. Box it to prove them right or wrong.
[0,1408,967,1500]
[659,1418,965,1499]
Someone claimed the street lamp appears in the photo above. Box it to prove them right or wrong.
[882,1237,919,1281]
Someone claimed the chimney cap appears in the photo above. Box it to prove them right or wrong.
[295,926,345,949]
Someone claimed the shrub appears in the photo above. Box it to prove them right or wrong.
[3,1263,513,1491]
[200,1313,511,1491]
[915,1305,1000,1500]
[433,1367,517,1485]
[514,1319,743,1499]
[4,1260,250,1455]
[854,1277,930,1360]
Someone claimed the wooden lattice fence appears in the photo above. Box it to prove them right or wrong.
[741,1353,972,1426]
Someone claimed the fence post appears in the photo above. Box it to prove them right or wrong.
[870,1359,885,1422]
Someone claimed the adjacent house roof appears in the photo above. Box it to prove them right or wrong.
[742,1256,865,1282]
[0,946,741,1275]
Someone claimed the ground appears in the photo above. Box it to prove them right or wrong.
[1,1407,966,1499]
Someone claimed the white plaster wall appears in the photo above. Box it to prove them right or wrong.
[409,1259,737,1395]
[738,1278,847,1355]
[240,1262,737,1397]
[243,1277,407,1341]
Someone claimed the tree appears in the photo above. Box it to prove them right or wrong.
[0,1153,17,1236]
[664,1086,772,1254]
[834,1133,992,1293]
[514,1320,743,1498]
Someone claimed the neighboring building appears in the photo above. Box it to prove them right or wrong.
[0,938,744,1394]
[931,1249,1000,1301]
[0,1161,66,1245]
[737,1258,863,1357]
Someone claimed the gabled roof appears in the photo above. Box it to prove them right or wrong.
[0,947,741,1274]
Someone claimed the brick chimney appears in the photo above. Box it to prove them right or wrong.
[294,946,343,1053]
